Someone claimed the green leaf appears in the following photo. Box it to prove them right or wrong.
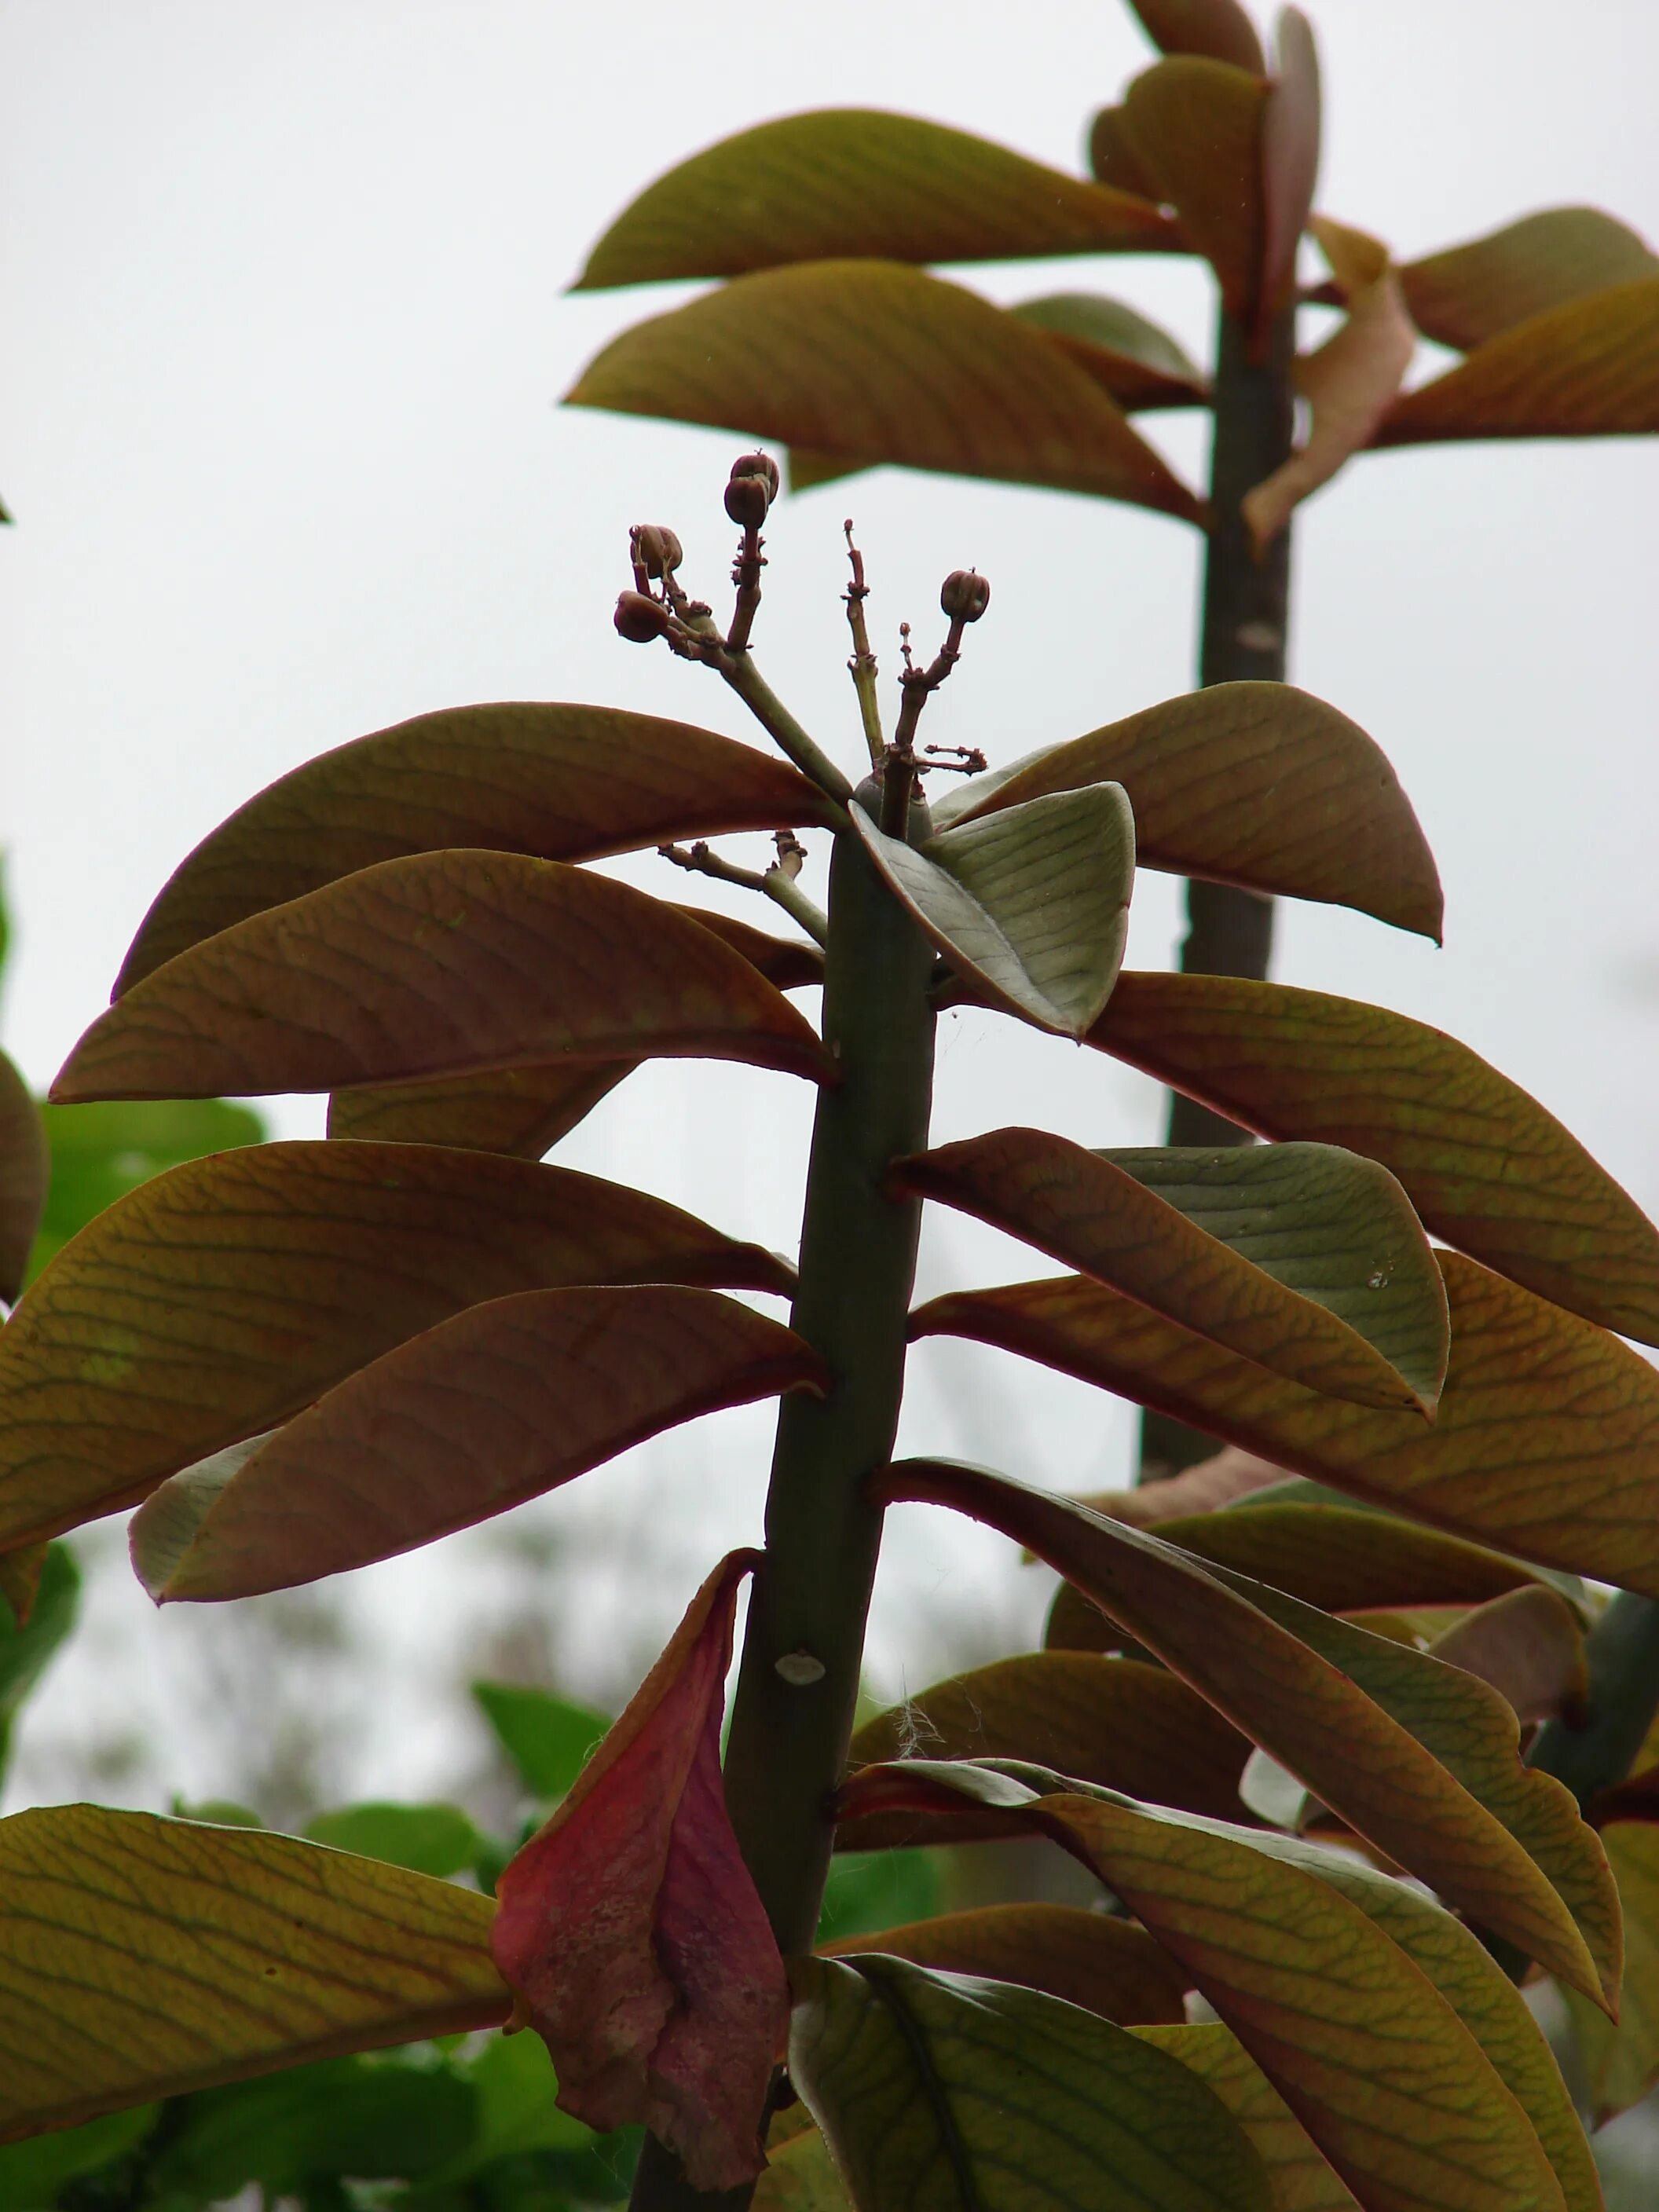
[1128,0,1266,72]
[0,1051,47,1304]
[851,786,1133,1038]
[566,261,1205,522]
[753,2123,849,2211]
[412,2031,596,2196]
[933,683,1442,942]
[1009,291,1209,408]
[114,704,840,994]
[895,1131,1448,1412]
[789,1954,1273,2211]
[573,108,1180,288]
[1120,58,1269,317]
[879,1459,1613,2004]
[1400,207,1659,353]
[0,2103,161,2207]
[56,853,833,1104]
[821,1902,1190,2027]
[0,1805,507,2142]
[1375,276,1659,444]
[325,906,822,1157]
[472,1681,610,1801]
[844,1652,1249,1833]
[912,1252,1659,1597]
[0,1141,790,1548]
[30,1096,263,1282]
[1089,970,1659,1344]
[303,1803,485,1878]
[1130,2025,1359,2212]
[816,1848,941,1946]
[130,1286,827,1599]
[0,1544,79,1782]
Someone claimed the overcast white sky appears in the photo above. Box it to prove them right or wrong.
[2,0,1657,1811]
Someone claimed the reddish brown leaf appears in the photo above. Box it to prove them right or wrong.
[324,906,822,1155]
[0,1141,789,1548]
[1089,970,1659,1343]
[1084,1447,1290,1526]
[0,1544,47,1628]
[0,1051,47,1306]
[1129,0,1266,72]
[56,853,833,1106]
[131,1287,826,1600]
[820,1902,1189,2025]
[1375,276,1659,445]
[912,1254,1659,1599]
[1400,207,1659,353]
[491,1551,786,2191]
[1428,1587,1588,1728]
[1121,58,1268,317]
[1008,293,1210,412]
[1258,8,1321,328]
[115,705,839,994]
[935,683,1441,941]
[1088,105,1160,200]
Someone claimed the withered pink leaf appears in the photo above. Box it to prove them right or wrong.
[490,1551,786,2192]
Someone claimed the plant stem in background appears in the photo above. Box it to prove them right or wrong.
[1141,303,1296,1482]
[629,804,938,2212]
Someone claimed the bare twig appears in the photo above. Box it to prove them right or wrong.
[657,837,830,949]
[842,522,884,767]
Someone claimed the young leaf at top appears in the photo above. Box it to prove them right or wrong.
[1089,970,1659,1342]
[566,261,1205,523]
[1129,0,1266,73]
[55,851,834,1104]
[0,1052,47,1304]
[789,1954,1273,2212]
[879,1459,1613,2002]
[932,682,1442,942]
[1243,219,1417,551]
[1119,58,1269,317]
[1375,276,1659,444]
[1130,2024,1361,2212]
[1399,206,1659,352]
[1009,292,1210,409]
[819,1903,1191,2027]
[572,109,1181,289]
[0,1805,507,2144]
[491,1551,786,2192]
[130,1285,828,1600]
[0,1141,790,1548]
[114,703,840,992]
[914,1254,1659,1597]
[895,1130,1448,1412]
[1258,8,1322,333]
[852,786,1134,1039]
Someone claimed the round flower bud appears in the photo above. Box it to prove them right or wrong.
[633,524,683,579]
[613,590,670,644]
[723,474,771,529]
[939,569,991,623]
[730,450,780,501]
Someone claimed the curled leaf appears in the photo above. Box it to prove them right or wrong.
[490,1551,786,2191]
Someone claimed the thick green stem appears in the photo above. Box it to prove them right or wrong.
[628,789,937,2212]
[1141,300,1296,1482]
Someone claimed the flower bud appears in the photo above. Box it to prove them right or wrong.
[725,451,779,527]
[730,450,780,500]
[633,525,683,580]
[940,569,991,623]
[614,590,671,644]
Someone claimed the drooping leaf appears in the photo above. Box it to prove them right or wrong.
[1566,1820,1659,2123]
[933,682,1442,940]
[566,261,1206,522]
[789,1954,1273,2212]
[57,852,833,1105]
[820,1903,1190,2025]
[0,1141,789,1547]
[1258,9,1321,328]
[0,1805,507,2142]
[114,705,839,993]
[1428,1587,1588,1727]
[302,1803,485,1879]
[841,1653,1249,1838]
[29,1096,264,1283]
[851,787,1133,1038]
[491,1551,786,2192]
[914,1254,1659,1597]
[1129,0,1266,72]
[1120,58,1269,317]
[1089,970,1659,1342]
[130,1286,827,1599]
[1009,291,1209,409]
[837,1766,1587,2212]
[324,905,822,1155]
[573,108,1180,288]
[0,1052,47,1303]
[1375,276,1659,444]
[895,1130,1447,1411]
[0,1544,79,1782]
[473,1680,610,1802]
[1399,207,1659,353]
[1131,2025,1360,2212]
[1243,221,1416,550]
[879,1459,1612,2001]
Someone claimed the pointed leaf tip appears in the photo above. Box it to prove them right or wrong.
[491,1551,786,2192]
